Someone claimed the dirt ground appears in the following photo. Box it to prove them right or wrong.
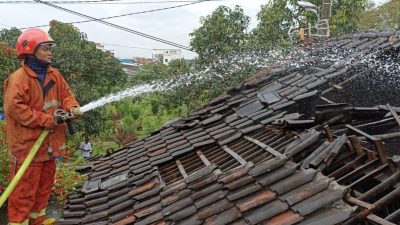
[0,194,63,225]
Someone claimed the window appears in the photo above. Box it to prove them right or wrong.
[165,59,168,63]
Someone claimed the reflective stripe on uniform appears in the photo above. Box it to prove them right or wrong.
[8,219,29,225]
[29,208,46,219]
[42,99,60,110]
[58,145,66,150]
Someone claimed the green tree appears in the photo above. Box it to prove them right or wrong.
[0,28,21,48]
[330,0,368,35]
[190,5,250,68]
[252,0,368,47]
[129,62,169,84]
[0,29,19,109]
[252,0,300,49]
[168,59,190,76]
[358,0,400,30]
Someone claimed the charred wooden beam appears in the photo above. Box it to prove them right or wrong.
[328,153,367,179]
[324,125,334,142]
[358,170,400,201]
[337,158,379,184]
[348,135,365,156]
[385,208,400,223]
[367,214,397,225]
[386,103,400,127]
[349,164,388,188]
[344,185,400,224]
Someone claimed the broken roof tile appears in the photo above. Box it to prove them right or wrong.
[258,92,282,105]
[81,179,101,194]
[292,184,346,216]
[280,174,330,205]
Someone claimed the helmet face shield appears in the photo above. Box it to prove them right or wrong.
[38,42,56,49]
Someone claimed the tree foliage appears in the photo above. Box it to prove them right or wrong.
[330,0,368,35]
[190,5,250,68]
[0,28,20,109]
[167,59,190,76]
[252,0,300,49]
[358,0,400,30]
[251,0,368,47]
[0,28,21,48]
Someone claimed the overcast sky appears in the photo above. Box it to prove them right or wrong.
[0,0,390,59]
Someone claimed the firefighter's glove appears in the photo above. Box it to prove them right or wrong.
[70,107,83,119]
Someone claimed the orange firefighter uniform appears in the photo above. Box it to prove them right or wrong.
[4,62,79,225]
[4,29,80,225]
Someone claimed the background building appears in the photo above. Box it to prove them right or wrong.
[152,49,182,64]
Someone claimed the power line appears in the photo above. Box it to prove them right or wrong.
[101,43,154,50]
[20,1,208,29]
[34,0,194,51]
[0,0,220,4]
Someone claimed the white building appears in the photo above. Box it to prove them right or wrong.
[152,49,182,64]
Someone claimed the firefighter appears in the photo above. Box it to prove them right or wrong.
[3,28,82,225]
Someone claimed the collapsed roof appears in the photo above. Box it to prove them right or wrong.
[59,30,400,225]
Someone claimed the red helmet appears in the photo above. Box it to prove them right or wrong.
[16,28,55,59]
